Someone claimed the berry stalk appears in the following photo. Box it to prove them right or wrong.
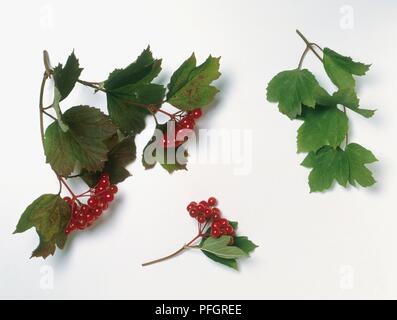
[141,234,202,267]
[142,197,236,267]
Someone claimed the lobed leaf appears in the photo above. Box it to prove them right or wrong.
[323,48,370,90]
[14,194,71,259]
[53,51,83,101]
[106,83,165,135]
[167,55,221,110]
[297,105,348,152]
[302,143,377,192]
[104,47,161,90]
[44,106,117,176]
[266,69,323,119]
[81,135,137,186]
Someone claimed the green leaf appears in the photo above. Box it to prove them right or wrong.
[297,105,348,152]
[302,146,349,192]
[345,143,378,187]
[316,87,375,118]
[104,47,161,90]
[323,48,370,90]
[199,220,248,270]
[142,122,188,173]
[53,51,83,101]
[233,236,258,255]
[332,89,376,118]
[200,236,248,259]
[44,106,117,176]
[81,135,137,186]
[302,143,377,192]
[266,69,322,119]
[201,251,238,270]
[14,194,71,259]
[167,55,221,110]
[106,83,165,135]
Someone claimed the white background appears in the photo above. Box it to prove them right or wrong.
[0,0,396,299]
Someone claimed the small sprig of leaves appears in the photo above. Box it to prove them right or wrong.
[15,49,221,258]
[142,198,257,270]
[266,30,378,192]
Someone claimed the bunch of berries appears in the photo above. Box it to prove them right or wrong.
[162,108,202,148]
[186,196,235,238]
[63,173,118,234]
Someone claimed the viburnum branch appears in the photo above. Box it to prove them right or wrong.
[266,31,377,192]
[143,197,257,269]
[17,48,224,259]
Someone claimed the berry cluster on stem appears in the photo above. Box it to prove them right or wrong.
[161,108,202,148]
[63,173,118,234]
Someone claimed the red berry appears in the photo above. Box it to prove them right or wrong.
[87,197,97,208]
[225,225,234,235]
[76,219,87,230]
[96,200,106,209]
[204,208,212,218]
[95,186,106,195]
[211,228,221,238]
[197,204,205,212]
[92,207,103,216]
[181,118,195,130]
[199,200,208,207]
[80,205,90,214]
[63,196,73,205]
[103,191,114,202]
[98,176,110,188]
[65,227,71,235]
[212,221,220,229]
[189,209,198,218]
[207,197,217,206]
[68,221,76,229]
[180,117,191,128]
[109,185,118,194]
[77,211,87,221]
[187,204,196,211]
[219,218,228,227]
[85,213,95,224]
[191,108,202,119]
[197,215,206,223]
[72,208,80,219]
[211,207,220,214]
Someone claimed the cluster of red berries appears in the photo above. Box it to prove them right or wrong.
[186,197,235,238]
[63,173,118,234]
[162,108,202,148]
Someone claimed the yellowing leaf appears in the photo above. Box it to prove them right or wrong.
[14,194,71,259]
[167,55,221,110]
